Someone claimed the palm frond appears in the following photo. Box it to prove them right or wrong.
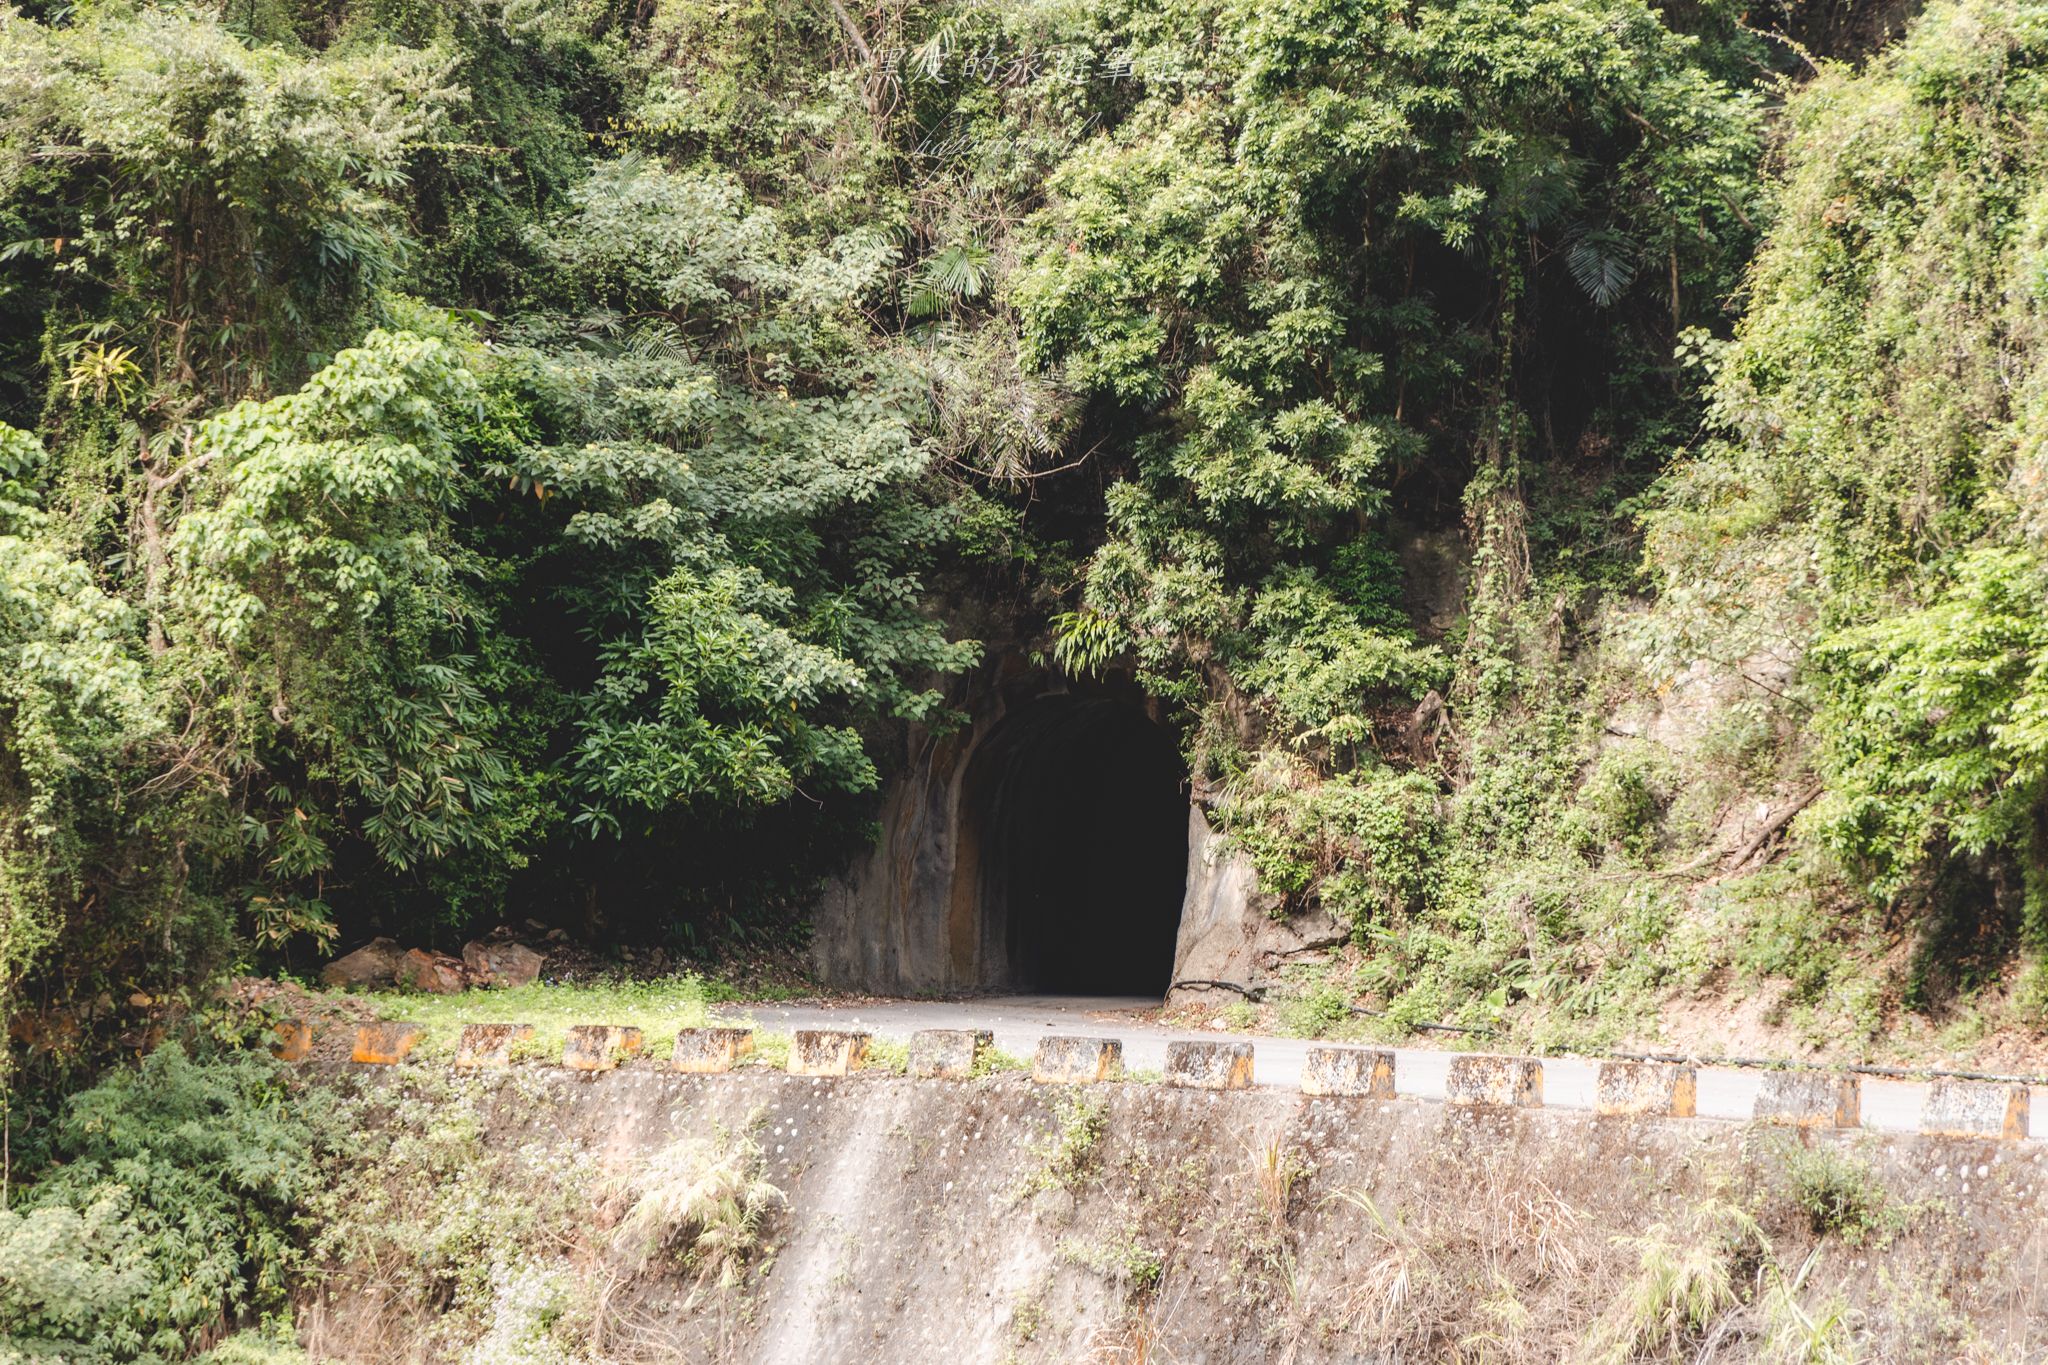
[1565,224,1638,307]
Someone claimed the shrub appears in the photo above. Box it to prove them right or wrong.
[1576,745,1675,860]
[0,1046,328,1363]
[195,1321,311,1363]
[462,1260,591,1365]
[1583,1198,1759,1363]
[1779,1144,1892,1242]
[1279,979,1353,1038]
[1019,1091,1108,1197]
[0,1189,152,1358]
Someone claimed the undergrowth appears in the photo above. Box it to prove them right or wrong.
[1017,1091,1109,1199]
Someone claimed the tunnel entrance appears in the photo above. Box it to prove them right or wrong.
[960,696,1188,995]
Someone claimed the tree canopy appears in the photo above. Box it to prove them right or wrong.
[3,0,2047,1122]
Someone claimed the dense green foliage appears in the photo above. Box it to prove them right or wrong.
[0,1046,323,1361]
[975,0,1772,1040]
[0,0,990,1095]
[1,0,2047,1162]
[8,0,2048,1351]
[1022,0,1759,727]
[505,156,976,828]
[1648,0,2048,1005]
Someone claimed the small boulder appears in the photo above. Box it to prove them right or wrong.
[319,937,405,991]
[462,940,545,989]
[396,948,468,994]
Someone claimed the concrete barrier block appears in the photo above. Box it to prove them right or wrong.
[563,1025,643,1072]
[1595,1060,1698,1117]
[1164,1040,1254,1090]
[352,1022,421,1065]
[271,1019,312,1063]
[1032,1036,1122,1084]
[789,1029,870,1076]
[1301,1046,1396,1098]
[673,1026,756,1073]
[1921,1077,2029,1140]
[1754,1070,1860,1128]
[1445,1054,1543,1108]
[454,1022,533,1068]
[908,1028,991,1079]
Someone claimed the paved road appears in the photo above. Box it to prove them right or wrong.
[719,993,2032,1136]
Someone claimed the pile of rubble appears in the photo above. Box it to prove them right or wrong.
[319,927,551,994]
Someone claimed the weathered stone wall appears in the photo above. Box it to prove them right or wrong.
[808,691,986,994]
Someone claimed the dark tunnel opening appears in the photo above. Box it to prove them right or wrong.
[964,696,1188,995]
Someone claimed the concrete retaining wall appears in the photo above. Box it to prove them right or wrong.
[319,1063,2048,1365]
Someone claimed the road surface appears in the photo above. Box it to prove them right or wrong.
[719,993,2032,1136]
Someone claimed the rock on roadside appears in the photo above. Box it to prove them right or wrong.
[319,937,405,990]
[462,940,545,989]
[396,948,469,994]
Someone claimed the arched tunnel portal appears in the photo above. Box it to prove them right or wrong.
[956,696,1188,995]
[812,678,1298,999]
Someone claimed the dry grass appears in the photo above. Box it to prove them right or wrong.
[1579,1198,1757,1364]
[1249,1130,1306,1226]
[1323,1186,1430,1340]
[1758,1248,1860,1365]
[1083,1310,1164,1365]
[1309,1156,1644,1360]
[605,1118,784,1286]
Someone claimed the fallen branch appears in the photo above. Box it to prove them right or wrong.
[1619,781,1825,882]
[1724,781,1824,872]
